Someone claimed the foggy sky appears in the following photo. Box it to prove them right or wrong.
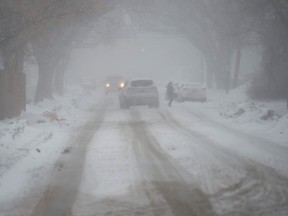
[67,34,203,83]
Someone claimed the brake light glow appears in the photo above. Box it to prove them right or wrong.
[120,82,125,88]
[106,83,110,87]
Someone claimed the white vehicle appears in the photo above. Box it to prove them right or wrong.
[176,82,207,102]
[119,79,159,109]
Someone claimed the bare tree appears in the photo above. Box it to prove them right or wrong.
[248,0,288,101]
[29,0,119,102]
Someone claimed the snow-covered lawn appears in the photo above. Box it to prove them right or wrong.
[212,86,288,145]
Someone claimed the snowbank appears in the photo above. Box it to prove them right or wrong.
[0,86,98,177]
[205,84,288,145]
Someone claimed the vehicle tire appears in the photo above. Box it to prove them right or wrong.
[149,100,159,108]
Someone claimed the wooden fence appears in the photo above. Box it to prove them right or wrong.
[0,70,26,119]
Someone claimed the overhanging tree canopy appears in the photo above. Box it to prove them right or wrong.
[1,0,287,106]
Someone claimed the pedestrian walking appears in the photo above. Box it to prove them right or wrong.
[166,81,174,107]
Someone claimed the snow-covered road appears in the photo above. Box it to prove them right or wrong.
[1,93,288,216]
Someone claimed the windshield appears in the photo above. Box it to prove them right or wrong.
[130,80,154,87]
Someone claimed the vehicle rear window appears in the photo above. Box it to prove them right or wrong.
[131,80,153,87]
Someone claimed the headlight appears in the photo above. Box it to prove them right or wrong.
[120,82,124,88]
[106,83,110,87]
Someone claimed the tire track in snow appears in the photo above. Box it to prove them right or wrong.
[152,117,240,194]
[160,109,288,216]
[72,118,138,216]
[182,108,288,176]
[31,102,108,216]
[158,109,247,187]
[127,109,216,216]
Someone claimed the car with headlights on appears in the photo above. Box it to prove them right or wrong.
[119,79,159,109]
[176,82,207,102]
[104,76,125,94]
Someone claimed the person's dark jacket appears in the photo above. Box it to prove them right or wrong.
[167,82,174,98]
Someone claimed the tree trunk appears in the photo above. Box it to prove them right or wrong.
[16,46,25,74]
[54,54,70,96]
[35,62,54,103]
[216,40,231,93]
[54,65,66,96]
[232,42,242,88]
[205,53,215,88]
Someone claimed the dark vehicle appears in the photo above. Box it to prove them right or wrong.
[119,79,159,109]
[105,76,125,94]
